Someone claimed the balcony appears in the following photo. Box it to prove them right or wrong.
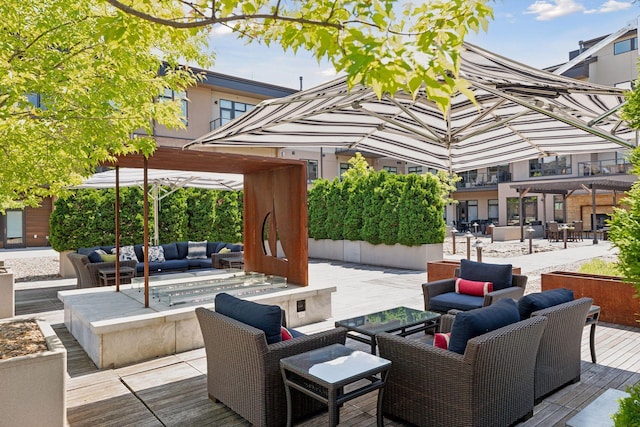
[455,171,511,190]
[578,160,632,177]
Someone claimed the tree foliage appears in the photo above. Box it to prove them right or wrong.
[0,0,211,209]
[308,178,331,239]
[107,0,493,108]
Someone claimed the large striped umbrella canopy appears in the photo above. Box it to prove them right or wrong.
[187,43,635,173]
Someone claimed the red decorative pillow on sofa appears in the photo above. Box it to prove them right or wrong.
[455,278,493,296]
[281,326,294,341]
[434,332,451,350]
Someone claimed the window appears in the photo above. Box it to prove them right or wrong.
[160,89,188,123]
[306,160,318,182]
[553,195,564,222]
[487,164,510,183]
[383,166,397,174]
[507,196,538,225]
[529,156,571,177]
[408,166,423,174]
[615,81,633,90]
[614,37,637,55]
[339,163,351,179]
[220,100,254,126]
[488,199,499,222]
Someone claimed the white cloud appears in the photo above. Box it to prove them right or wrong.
[525,0,585,21]
[597,0,633,13]
[210,24,234,37]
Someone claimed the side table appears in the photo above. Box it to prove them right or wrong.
[280,343,391,427]
[586,305,600,363]
[98,266,135,286]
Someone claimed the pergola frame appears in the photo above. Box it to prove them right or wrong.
[511,178,632,244]
[105,147,309,308]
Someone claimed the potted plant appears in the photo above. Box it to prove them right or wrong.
[612,382,640,426]
[0,319,67,427]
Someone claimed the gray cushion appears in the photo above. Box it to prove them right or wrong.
[448,299,521,355]
[186,241,207,259]
[518,288,574,320]
[215,293,282,344]
[459,259,513,291]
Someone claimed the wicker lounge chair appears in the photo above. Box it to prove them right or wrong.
[195,307,347,427]
[528,297,593,400]
[423,260,527,313]
[377,315,548,427]
[66,252,137,288]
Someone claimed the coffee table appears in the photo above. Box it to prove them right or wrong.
[335,306,441,354]
[97,266,135,286]
[280,343,391,427]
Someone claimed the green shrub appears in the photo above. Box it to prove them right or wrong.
[578,259,621,276]
[212,190,243,243]
[361,172,385,245]
[325,178,345,240]
[378,173,402,245]
[308,179,330,239]
[612,382,640,426]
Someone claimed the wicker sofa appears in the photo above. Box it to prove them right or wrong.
[67,241,243,288]
[377,315,548,427]
[195,305,347,427]
[423,260,527,313]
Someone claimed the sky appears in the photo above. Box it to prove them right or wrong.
[207,1,639,91]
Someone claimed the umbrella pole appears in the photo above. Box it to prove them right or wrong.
[144,158,150,307]
[153,185,159,246]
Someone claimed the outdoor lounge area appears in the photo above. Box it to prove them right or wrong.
[9,239,640,427]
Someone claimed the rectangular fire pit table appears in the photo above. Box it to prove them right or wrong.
[280,343,391,427]
[335,306,441,354]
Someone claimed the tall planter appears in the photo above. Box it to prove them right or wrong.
[541,271,639,327]
[0,265,14,318]
[0,319,67,427]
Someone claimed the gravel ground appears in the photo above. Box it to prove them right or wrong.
[3,257,61,282]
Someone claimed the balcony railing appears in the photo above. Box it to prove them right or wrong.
[578,160,632,176]
[455,171,511,189]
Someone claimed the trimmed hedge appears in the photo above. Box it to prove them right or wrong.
[49,187,244,252]
[308,167,446,246]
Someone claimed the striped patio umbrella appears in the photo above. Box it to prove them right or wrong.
[186,43,635,173]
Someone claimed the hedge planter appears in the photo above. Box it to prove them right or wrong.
[308,239,443,270]
[0,265,14,318]
[0,319,67,427]
[541,271,639,327]
[427,260,521,282]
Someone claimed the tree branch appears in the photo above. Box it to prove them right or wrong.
[105,0,342,30]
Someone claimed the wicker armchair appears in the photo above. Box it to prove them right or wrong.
[529,297,593,401]
[211,250,244,269]
[377,316,548,427]
[195,307,347,427]
[67,252,137,288]
[423,267,527,313]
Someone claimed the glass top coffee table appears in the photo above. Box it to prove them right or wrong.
[335,306,441,354]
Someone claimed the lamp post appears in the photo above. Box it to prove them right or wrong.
[450,227,458,254]
[488,223,495,244]
[526,226,535,254]
[473,239,484,262]
[472,222,479,237]
[561,224,569,249]
[465,231,473,260]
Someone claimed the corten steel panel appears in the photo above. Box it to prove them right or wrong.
[244,166,308,286]
[542,271,639,327]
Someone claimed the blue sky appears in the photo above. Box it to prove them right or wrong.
[208,1,638,90]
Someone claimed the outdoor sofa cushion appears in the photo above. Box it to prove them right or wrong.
[459,258,513,290]
[135,259,189,274]
[429,292,486,312]
[214,292,283,344]
[448,298,521,354]
[518,288,574,320]
[162,243,180,260]
[455,278,493,296]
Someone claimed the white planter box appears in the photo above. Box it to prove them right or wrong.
[309,239,443,270]
[0,267,14,318]
[59,250,76,278]
[0,319,67,427]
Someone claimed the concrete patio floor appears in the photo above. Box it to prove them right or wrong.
[10,239,640,426]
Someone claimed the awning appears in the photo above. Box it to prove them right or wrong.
[186,42,635,173]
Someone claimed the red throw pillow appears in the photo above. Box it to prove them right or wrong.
[455,278,493,296]
[281,326,293,341]
[434,332,451,350]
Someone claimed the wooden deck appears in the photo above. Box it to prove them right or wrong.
[13,260,640,426]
